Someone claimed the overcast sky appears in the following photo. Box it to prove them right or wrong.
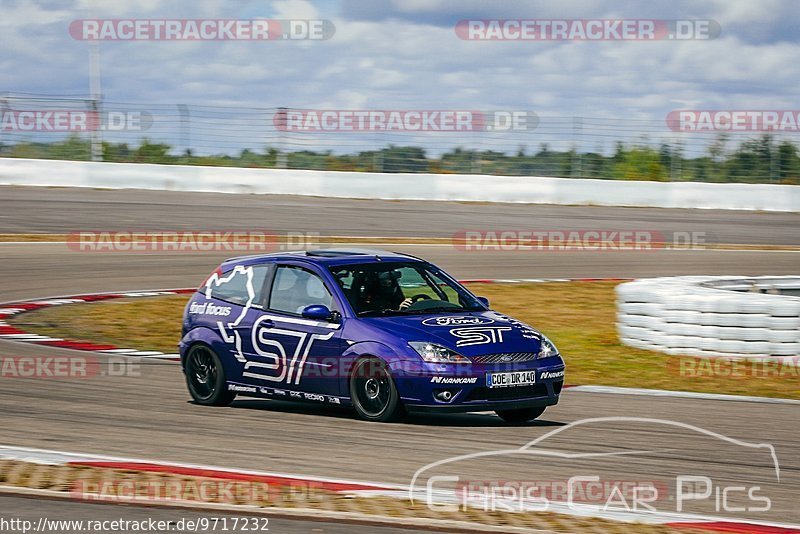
[2,0,798,154]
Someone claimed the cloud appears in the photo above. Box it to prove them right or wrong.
[271,0,320,21]
[1,0,798,156]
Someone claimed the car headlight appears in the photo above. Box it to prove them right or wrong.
[409,342,470,364]
[538,335,559,359]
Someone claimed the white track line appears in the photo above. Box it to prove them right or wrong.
[0,445,405,490]
[568,385,800,405]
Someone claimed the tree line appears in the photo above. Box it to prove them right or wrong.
[1,134,798,184]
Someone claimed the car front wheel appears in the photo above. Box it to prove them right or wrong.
[350,358,404,422]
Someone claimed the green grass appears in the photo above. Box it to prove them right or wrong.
[11,282,799,399]
[11,297,188,354]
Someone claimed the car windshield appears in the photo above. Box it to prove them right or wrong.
[329,261,486,316]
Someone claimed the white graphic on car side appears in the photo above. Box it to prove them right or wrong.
[203,264,340,385]
[205,265,255,363]
[247,317,336,385]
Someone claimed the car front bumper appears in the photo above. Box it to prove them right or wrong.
[392,357,565,412]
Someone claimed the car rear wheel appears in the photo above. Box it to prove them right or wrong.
[350,358,404,422]
[495,406,546,423]
[184,344,236,406]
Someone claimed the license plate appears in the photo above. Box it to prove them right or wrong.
[486,370,537,388]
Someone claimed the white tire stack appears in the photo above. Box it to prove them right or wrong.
[616,276,800,359]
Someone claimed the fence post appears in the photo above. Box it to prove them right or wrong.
[275,107,288,169]
[769,132,778,184]
[471,150,481,174]
[670,135,682,181]
[571,116,582,178]
[88,40,103,162]
[177,104,190,159]
[0,96,7,156]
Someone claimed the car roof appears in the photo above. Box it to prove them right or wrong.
[220,248,424,270]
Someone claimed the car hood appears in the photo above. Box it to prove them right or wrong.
[359,311,543,357]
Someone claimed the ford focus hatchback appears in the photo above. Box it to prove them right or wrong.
[180,249,565,423]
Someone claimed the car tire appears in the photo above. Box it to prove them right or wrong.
[495,406,546,423]
[350,357,404,422]
[184,344,236,406]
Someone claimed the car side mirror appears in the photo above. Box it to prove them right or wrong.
[477,296,490,308]
[302,304,333,321]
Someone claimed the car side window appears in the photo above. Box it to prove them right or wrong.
[269,266,335,315]
[206,264,271,307]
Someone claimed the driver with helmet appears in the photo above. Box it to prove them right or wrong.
[354,270,416,311]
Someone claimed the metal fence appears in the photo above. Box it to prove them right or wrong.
[1,94,798,183]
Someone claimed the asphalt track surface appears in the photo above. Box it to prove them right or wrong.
[1,186,799,246]
[0,187,798,527]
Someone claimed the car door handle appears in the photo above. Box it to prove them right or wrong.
[227,322,263,330]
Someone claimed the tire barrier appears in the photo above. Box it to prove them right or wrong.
[1,157,799,211]
[616,276,800,359]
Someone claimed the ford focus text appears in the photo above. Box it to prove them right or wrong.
[180,249,565,423]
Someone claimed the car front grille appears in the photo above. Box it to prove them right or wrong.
[470,352,539,364]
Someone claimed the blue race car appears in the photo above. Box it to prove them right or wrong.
[180,249,565,423]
